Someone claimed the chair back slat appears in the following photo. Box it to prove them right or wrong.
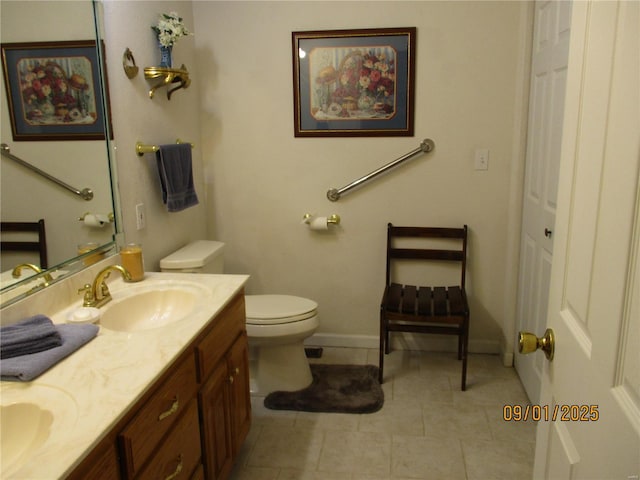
[390,248,464,261]
[389,226,465,239]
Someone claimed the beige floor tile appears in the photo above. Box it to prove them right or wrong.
[392,368,453,405]
[422,402,493,441]
[277,468,352,479]
[485,404,537,443]
[358,400,424,436]
[452,374,529,407]
[462,438,535,480]
[248,425,324,470]
[317,431,391,476]
[392,434,467,479]
[295,411,361,432]
[229,350,535,480]
[228,465,279,480]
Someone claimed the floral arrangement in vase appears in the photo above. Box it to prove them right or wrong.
[19,60,95,124]
[151,12,192,68]
[311,48,396,120]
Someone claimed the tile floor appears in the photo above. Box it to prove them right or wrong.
[229,347,536,480]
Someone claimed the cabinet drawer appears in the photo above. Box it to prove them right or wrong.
[196,293,245,382]
[119,354,198,478]
[136,399,202,480]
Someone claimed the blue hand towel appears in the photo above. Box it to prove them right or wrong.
[155,143,199,212]
[0,314,62,359]
[0,323,99,381]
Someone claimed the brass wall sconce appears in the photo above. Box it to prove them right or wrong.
[122,48,139,79]
[143,65,190,100]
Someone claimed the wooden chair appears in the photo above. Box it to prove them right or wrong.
[379,223,469,390]
[0,219,48,269]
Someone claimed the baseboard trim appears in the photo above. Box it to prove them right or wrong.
[306,333,501,355]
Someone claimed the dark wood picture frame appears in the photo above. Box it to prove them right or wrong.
[292,27,416,137]
[1,40,112,141]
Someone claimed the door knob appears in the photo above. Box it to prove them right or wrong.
[518,328,555,361]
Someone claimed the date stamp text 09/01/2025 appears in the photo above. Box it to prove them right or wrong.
[503,404,599,422]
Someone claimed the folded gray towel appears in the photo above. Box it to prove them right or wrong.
[0,323,99,381]
[0,314,62,359]
[156,143,199,212]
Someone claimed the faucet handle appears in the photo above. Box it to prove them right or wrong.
[78,283,93,306]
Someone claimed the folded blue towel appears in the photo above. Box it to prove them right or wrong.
[1,323,99,381]
[0,314,62,359]
[156,143,199,212]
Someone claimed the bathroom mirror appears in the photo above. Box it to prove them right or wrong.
[0,0,119,304]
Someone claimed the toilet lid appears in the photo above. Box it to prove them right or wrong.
[245,295,317,325]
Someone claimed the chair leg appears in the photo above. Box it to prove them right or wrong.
[379,313,385,384]
[460,319,470,391]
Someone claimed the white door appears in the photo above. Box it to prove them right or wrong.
[530,1,640,477]
[515,0,571,403]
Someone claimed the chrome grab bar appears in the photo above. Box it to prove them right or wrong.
[1,143,93,201]
[327,138,435,202]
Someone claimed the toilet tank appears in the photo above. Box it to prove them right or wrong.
[159,240,225,274]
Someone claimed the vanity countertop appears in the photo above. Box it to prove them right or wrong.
[0,271,249,479]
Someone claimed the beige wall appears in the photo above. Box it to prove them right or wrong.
[194,1,532,355]
[102,1,532,357]
[102,0,208,267]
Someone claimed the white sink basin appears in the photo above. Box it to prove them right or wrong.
[99,280,210,332]
[0,385,77,477]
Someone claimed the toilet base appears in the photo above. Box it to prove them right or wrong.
[249,342,313,395]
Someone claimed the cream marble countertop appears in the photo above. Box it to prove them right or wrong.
[1,269,248,479]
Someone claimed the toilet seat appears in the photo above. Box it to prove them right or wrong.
[245,295,317,325]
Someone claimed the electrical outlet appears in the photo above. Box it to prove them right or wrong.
[474,148,489,170]
[135,203,146,230]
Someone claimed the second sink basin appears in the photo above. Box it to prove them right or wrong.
[99,280,211,332]
[0,384,78,478]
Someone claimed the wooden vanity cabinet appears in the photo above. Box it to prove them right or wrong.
[119,354,199,478]
[65,436,121,480]
[196,293,251,480]
[66,291,250,480]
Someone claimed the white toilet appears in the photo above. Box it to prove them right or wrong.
[160,240,319,395]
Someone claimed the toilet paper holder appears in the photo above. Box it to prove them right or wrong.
[78,212,114,226]
[302,213,341,227]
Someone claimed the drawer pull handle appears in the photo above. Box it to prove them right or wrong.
[234,367,240,375]
[165,454,183,480]
[158,396,179,421]
[229,375,234,384]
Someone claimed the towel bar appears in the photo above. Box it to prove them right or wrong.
[136,140,195,156]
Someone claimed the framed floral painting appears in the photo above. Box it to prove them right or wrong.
[1,40,112,141]
[292,27,416,137]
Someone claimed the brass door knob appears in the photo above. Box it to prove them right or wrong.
[518,328,555,361]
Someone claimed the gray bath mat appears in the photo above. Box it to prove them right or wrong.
[263,364,384,414]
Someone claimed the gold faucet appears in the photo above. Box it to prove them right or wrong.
[12,263,54,285]
[78,265,132,308]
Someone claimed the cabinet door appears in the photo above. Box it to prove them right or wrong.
[227,333,251,454]
[199,358,234,480]
[66,439,120,480]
